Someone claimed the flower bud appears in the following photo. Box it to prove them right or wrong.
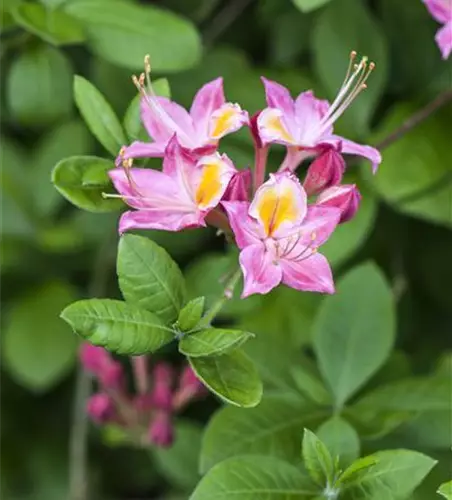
[249,111,263,149]
[86,393,116,424]
[303,147,345,196]
[79,343,110,374]
[98,361,124,391]
[150,363,174,411]
[148,411,174,448]
[317,184,361,223]
[172,365,207,410]
[223,169,252,202]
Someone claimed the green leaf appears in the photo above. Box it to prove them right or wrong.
[289,359,331,405]
[302,429,335,487]
[176,297,205,332]
[337,455,379,485]
[2,282,77,391]
[60,298,174,355]
[11,3,85,45]
[316,416,360,469]
[313,263,395,409]
[152,420,203,491]
[339,450,437,499]
[179,328,253,357]
[189,349,262,409]
[292,0,331,13]
[117,234,186,324]
[438,481,452,499]
[73,75,126,156]
[52,155,123,212]
[64,0,202,71]
[191,455,319,500]
[311,0,388,137]
[6,45,72,127]
[123,78,170,141]
[200,395,325,473]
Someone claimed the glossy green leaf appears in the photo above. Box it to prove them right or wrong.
[73,75,126,156]
[11,3,85,45]
[191,455,319,500]
[292,0,331,13]
[176,297,205,332]
[60,298,174,355]
[7,45,72,127]
[337,455,379,485]
[179,328,253,357]
[316,416,360,469]
[438,481,452,500]
[64,0,202,71]
[117,234,186,324]
[2,282,77,391]
[302,429,335,487]
[189,349,262,409]
[313,263,395,409]
[200,396,325,473]
[312,0,388,137]
[52,155,123,212]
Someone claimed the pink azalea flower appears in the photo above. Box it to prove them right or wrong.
[256,53,381,173]
[223,173,341,298]
[123,63,249,160]
[109,136,237,234]
[423,0,452,59]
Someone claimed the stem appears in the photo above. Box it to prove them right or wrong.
[199,268,242,327]
[253,145,269,193]
[376,89,452,150]
[132,356,149,394]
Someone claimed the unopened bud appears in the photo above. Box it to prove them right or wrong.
[223,169,252,202]
[86,393,116,424]
[317,184,361,223]
[148,411,174,448]
[303,147,345,196]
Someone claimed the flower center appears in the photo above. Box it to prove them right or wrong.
[195,162,223,209]
[256,186,299,237]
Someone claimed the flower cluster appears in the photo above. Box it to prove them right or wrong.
[80,344,206,448]
[108,52,381,297]
[423,0,452,59]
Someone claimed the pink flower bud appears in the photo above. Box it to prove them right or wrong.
[179,365,203,393]
[79,343,110,374]
[317,184,361,223]
[249,111,263,149]
[172,365,207,410]
[222,169,252,202]
[303,147,345,196]
[149,411,174,448]
[98,361,124,391]
[151,363,174,411]
[86,393,116,424]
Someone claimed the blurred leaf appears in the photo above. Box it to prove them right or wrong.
[438,481,452,499]
[312,0,388,138]
[189,348,262,408]
[316,416,360,469]
[32,120,91,217]
[2,282,77,391]
[179,328,253,357]
[289,358,331,405]
[192,455,319,500]
[313,263,395,409]
[293,0,331,13]
[396,410,452,450]
[52,155,123,212]
[61,298,174,355]
[64,0,202,71]
[152,420,203,491]
[11,3,85,45]
[176,297,205,332]
[117,234,186,324]
[302,428,335,487]
[73,75,126,156]
[7,44,72,127]
[200,395,324,473]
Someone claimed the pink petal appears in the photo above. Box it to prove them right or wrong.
[190,78,225,137]
[281,252,335,294]
[261,77,295,116]
[295,91,331,140]
[423,0,451,24]
[298,206,341,246]
[119,209,204,234]
[436,22,452,59]
[120,141,166,160]
[239,243,283,298]
[323,135,382,173]
[317,184,361,223]
[257,108,298,146]
[222,168,252,202]
[222,201,261,248]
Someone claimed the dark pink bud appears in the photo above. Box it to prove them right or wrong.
[249,111,263,149]
[86,393,116,424]
[79,343,111,375]
[223,169,252,202]
[151,363,174,411]
[317,184,361,223]
[98,361,124,391]
[179,365,203,393]
[172,365,207,410]
[303,147,345,196]
[149,411,174,448]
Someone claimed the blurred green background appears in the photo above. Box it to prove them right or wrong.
[1,0,451,499]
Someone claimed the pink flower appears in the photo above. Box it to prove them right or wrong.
[109,136,237,234]
[86,393,116,424]
[148,411,174,448]
[303,145,345,196]
[256,54,381,173]
[317,184,361,223]
[423,0,452,59]
[122,71,249,160]
[223,173,341,298]
[222,169,252,202]
[150,363,174,411]
[79,343,124,390]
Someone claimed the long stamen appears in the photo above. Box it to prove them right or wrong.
[285,232,317,262]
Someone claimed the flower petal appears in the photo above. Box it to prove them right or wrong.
[222,201,261,248]
[261,77,295,116]
[257,108,298,146]
[423,0,451,24]
[294,91,331,142]
[119,209,204,234]
[239,243,283,298]
[208,103,249,140]
[249,173,307,238]
[298,205,341,247]
[281,252,335,294]
[436,22,452,59]
[120,141,166,161]
[190,78,225,136]
[323,135,382,173]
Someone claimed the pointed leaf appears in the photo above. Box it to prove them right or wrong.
[117,234,186,324]
[189,349,262,408]
[302,429,335,487]
[438,481,452,499]
[179,328,253,357]
[292,0,331,13]
[176,297,205,332]
[61,299,174,355]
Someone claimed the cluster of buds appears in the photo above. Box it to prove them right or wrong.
[80,344,206,448]
[106,51,381,297]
